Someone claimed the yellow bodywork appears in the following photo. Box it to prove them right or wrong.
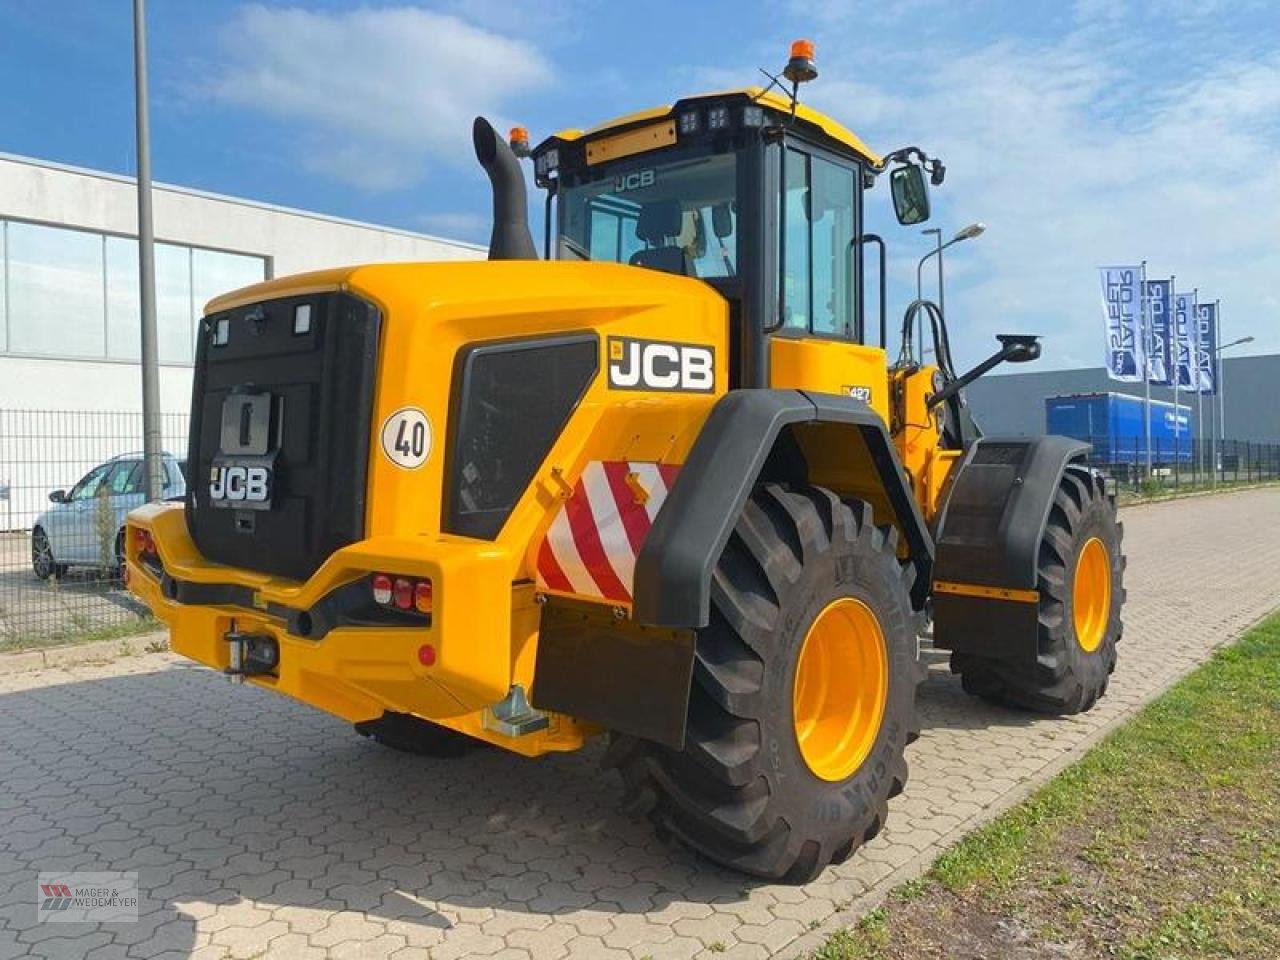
[128,260,727,755]
[127,258,961,756]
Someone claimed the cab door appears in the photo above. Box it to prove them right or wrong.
[768,144,889,424]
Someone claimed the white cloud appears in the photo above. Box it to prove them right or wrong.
[202,5,553,190]
[764,14,1280,370]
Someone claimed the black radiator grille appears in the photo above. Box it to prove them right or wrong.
[444,333,598,540]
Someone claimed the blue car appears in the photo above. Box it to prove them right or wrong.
[32,453,186,580]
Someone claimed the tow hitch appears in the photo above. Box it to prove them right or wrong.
[224,628,280,678]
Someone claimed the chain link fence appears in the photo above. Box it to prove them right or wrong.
[0,409,188,649]
[1074,435,1280,492]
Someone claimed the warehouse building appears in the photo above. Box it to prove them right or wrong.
[0,151,480,528]
[965,355,1280,443]
[0,151,481,413]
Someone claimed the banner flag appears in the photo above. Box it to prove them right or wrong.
[1144,279,1173,386]
[1195,300,1218,394]
[1173,289,1198,390]
[1098,266,1145,382]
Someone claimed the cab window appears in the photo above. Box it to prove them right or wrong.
[781,148,857,338]
[559,151,737,278]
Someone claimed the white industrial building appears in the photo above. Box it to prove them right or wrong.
[0,151,481,413]
[0,152,480,529]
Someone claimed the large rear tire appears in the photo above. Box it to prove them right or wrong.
[952,463,1124,713]
[606,483,921,883]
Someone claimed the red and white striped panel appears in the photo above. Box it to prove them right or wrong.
[536,461,681,605]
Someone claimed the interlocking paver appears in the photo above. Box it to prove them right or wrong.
[1,489,1277,959]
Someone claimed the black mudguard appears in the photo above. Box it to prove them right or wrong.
[633,388,933,628]
[931,436,1089,665]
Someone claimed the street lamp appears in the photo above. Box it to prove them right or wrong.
[915,222,986,361]
[1210,332,1253,487]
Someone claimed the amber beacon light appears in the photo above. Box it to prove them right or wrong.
[784,39,818,84]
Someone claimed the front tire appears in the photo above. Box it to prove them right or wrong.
[607,483,921,883]
[952,464,1125,713]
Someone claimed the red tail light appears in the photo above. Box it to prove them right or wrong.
[371,573,433,615]
[393,577,414,610]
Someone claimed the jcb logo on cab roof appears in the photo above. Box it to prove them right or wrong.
[607,337,715,394]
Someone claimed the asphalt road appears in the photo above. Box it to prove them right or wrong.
[2,487,1279,960]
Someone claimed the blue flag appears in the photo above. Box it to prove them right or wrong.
[1196,301,1217,394]
[1173,289,1197,390]
[1145,279,1173,386]
[1098,266,1145,382]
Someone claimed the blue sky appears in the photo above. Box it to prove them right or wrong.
[2,0,1277,370]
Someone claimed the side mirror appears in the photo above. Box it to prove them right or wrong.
[49,490,67,504]
[928,334,1043,411]
[998,333,1042,363]
[890,164,931,225]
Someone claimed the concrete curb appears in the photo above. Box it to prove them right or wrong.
[0,629,169,673]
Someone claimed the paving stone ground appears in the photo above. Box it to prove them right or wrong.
[2,487,1278,960]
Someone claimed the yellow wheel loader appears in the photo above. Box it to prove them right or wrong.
[125,42,1125,882]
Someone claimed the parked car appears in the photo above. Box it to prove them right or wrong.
[32,453,186,580]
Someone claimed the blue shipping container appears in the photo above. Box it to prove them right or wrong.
[1045,393,1193,463]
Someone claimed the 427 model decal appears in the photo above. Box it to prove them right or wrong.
[607,336,715,393]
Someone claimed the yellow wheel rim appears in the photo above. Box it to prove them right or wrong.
[1072,537,1111,653]
[792,598,889,782]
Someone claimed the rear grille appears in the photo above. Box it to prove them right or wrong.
[444,333,598,539]
[187,292,380,581]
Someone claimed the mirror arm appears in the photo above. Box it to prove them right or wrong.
[927,335,1042,411]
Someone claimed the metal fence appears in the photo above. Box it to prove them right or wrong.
[1075,435,1280,491]
[0,409,188,648]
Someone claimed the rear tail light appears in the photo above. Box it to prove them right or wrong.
[393,578,413,610]
[134,527,157,556]
[371,573,433,616]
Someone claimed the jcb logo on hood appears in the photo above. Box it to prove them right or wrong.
[607,337,715,393]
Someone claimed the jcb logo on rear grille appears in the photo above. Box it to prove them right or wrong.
[210,465,271,504]
[607,337,715,393]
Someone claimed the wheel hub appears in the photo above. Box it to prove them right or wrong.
[1073,537,1111,653]
[792,597,889,782]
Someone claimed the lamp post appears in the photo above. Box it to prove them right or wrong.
[915,223,985,362]
[1212,333,1253,487]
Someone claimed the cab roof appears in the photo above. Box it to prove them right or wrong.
[543,86,883,167]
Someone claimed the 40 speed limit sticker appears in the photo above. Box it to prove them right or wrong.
[380,407,432,470]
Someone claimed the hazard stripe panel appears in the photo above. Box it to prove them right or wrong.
[536,461,681,604]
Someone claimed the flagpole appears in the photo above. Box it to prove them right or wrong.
[1140,261,1152,477]
[1171,274,1180,472]
[1194,289,1204,481]
[1215,299,1224,488]
[1208,302,1218,488]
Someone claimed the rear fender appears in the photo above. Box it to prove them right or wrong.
[633,388,934,627]
[532,388,933,749]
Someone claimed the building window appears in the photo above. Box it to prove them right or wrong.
[6,221,107,358]
[0,218,266,365]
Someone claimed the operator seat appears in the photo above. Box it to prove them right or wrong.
[630,200,695,276]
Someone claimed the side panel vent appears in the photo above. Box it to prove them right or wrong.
[445,333,598,540]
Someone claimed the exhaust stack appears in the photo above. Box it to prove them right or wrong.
[472,117,537,261]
